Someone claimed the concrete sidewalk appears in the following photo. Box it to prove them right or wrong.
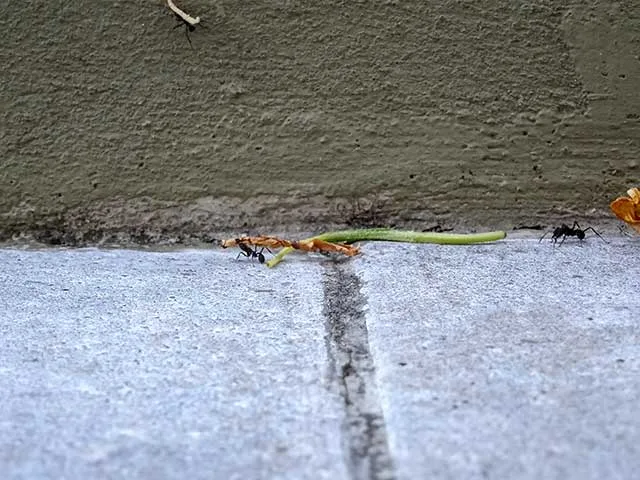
[1,237,639,479]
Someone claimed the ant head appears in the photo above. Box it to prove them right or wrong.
[258,252,266,264]
[577,230,585,240]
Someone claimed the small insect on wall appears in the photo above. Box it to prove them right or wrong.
[167,0,202,48]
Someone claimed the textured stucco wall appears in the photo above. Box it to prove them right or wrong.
[1,0,639,244]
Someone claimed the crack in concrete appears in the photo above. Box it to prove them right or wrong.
[323,261,396,480]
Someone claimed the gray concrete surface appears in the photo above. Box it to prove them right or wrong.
[1,235,639,479]
[2,1,639,240]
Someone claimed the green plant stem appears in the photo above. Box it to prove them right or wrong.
[266,228,506,268]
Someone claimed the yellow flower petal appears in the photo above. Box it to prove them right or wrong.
[611,187,640,234]
[627,187,640,203]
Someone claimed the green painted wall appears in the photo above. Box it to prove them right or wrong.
[1,1,639,243]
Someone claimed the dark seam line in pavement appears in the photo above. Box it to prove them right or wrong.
[322,260,396,480]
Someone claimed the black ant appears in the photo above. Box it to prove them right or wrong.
[236,242,272,264]
[539,221,605,246]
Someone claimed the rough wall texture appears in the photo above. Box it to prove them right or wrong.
[1,0,639,244]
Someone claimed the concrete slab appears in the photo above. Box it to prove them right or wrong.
[1,237,639,479]
[0,249,347,480]
[356,237,640,480]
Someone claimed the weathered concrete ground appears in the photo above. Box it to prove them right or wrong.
[2,234,639,479]
[1,1,639,241]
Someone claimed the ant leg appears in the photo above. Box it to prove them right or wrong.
[184,25,194,49]
[254,247,270,264]
[236,251,250,260]
[251,246,264,263]
[539,231,550,242]
[557,234,567,247]
[582,227,607,243]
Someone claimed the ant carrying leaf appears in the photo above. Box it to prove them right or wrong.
[610,187,640,234]
[222,235,360,264]
[167,0,202,49]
